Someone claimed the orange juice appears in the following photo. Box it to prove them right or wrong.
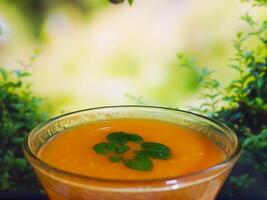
[24,106,240,200]
[38,118,226,180]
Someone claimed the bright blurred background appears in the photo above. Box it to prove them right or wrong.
[1,1,267,199]
[0,0,264,115]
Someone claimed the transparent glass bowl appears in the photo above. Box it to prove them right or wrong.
[24,105,241,200]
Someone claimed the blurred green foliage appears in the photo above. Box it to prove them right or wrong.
[178,0,267,199]
[241,0,267,6]
[1,0,108,38]
[0,57,47,190]
[108,0,134,5]
[1,0,134,38]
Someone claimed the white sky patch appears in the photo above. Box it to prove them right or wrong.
[0,16,10,45]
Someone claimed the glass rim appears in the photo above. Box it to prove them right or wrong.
[24,105,241,185]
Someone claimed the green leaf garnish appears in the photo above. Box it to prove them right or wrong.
[107,132,144,144]
[109,156,123,163]
[93,132,171,171]
[93,142,116,155]
[123,151,153,171]
[116,144,129,153]
[125,134,144,143]
[107,132,128,145]
[141,142,171,160]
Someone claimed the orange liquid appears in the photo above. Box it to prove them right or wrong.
[38,118,225,180]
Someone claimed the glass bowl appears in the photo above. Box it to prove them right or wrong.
[24,105,241,200]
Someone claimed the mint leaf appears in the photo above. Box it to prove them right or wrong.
[93,143,116,155]
[109,156,123,163]
[107,132,128,145]
[123,151,153,171]
[141,142,170,160]
[125,134,144,143]
[107,132,144,144]
[94,133,171,171]
[116,145,129,153]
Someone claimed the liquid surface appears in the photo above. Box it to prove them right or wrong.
[38,118,226,180]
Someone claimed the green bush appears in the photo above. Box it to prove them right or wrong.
[0,66,47,191]
[178,0,267,199]
[215,14,267,198]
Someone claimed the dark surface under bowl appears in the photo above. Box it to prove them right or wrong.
[0,191,248,200]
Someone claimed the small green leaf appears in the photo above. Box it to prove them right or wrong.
[107,132,128,145]
[255,98,263,106]
[125,134,144,143]
[11,137,25,144]
[141,142,171,160]
[123,152,153,171]
[0,68,8,81]
[93,142,116,155]
[107,132,144,144]
[14,158,28,170]
[109,156,123,163]
[116,145,129,153]
[13,70,31,78]
[210,80,220,88]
